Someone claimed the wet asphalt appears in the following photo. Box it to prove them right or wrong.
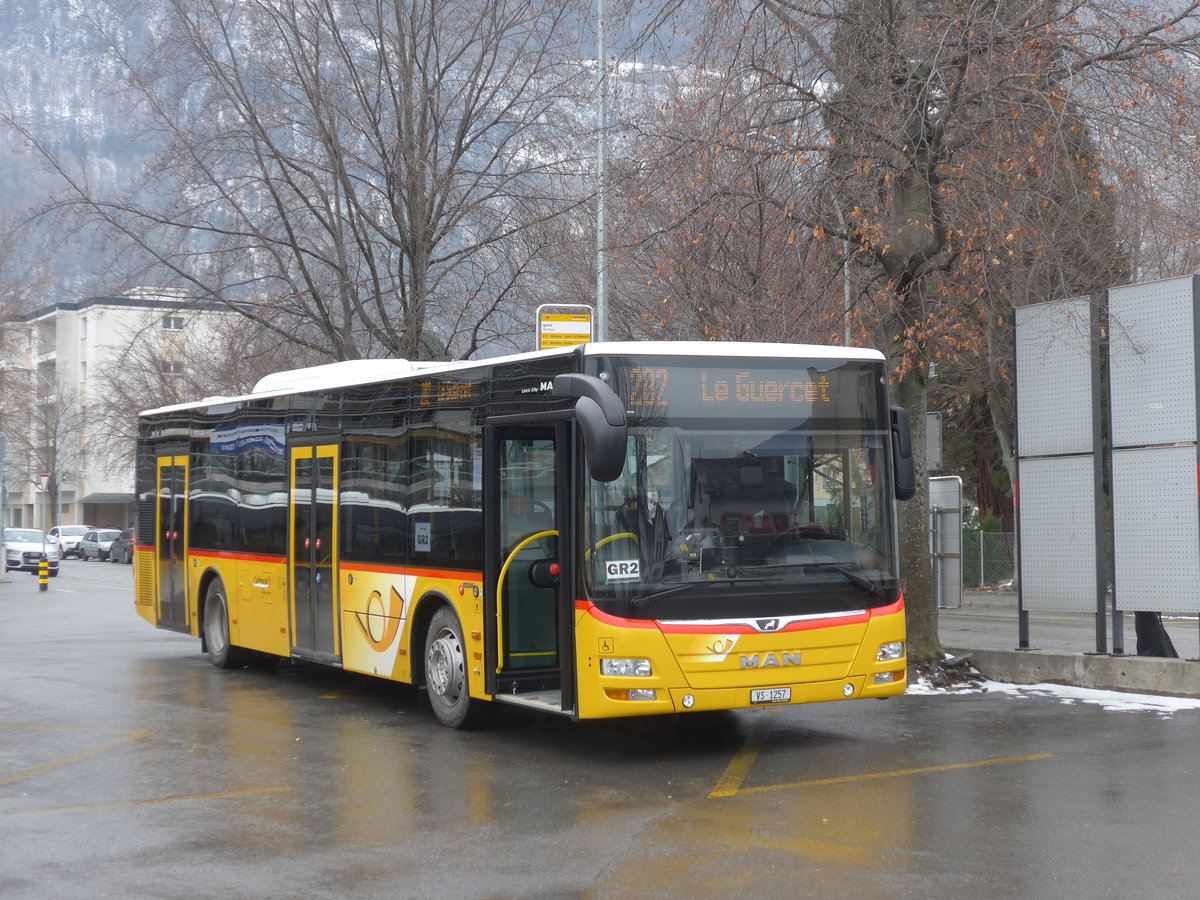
[2,562,1199,899]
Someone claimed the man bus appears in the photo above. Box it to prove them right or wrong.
[134,341,915,728]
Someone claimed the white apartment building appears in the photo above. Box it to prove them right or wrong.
[1,292,235,531]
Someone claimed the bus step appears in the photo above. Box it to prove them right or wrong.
[495,689,567,714]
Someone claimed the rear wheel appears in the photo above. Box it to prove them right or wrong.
[203,579,244,669]
[424,606,489,729]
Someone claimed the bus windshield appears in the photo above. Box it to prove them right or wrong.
[584,357,898,621]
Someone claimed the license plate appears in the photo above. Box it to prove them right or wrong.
[750,687,791,705]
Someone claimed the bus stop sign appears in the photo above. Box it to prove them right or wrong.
[537,305,593,350]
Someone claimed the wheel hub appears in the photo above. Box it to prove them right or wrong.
[428,629,465,703]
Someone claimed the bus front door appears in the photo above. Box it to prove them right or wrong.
[156,455,190,633]
[485,423,574,715]
[289,443,341,664]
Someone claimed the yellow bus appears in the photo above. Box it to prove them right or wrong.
[134,342,916,728]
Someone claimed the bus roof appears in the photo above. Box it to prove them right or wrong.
[139,341,886,417]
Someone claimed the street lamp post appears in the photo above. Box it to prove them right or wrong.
[595,0,609,342]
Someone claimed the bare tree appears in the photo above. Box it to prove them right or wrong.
[2,371,87,526]
[610,0,1200,660]
[89,310,326,479]
[11,0,596,361]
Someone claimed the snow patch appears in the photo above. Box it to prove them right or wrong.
[908,676,1200,717]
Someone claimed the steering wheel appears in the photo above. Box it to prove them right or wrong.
[765,525,827,557]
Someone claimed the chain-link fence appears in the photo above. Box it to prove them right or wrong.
[962,531,1016,589]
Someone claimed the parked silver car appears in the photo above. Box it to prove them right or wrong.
[80,528,122,562]
[49,524,93,559]
[3,528,61,575]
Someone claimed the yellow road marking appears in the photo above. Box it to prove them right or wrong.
[709,740,763,798]
[712,751,1056,798]
[0,730,153,787]
[0,786,295,818]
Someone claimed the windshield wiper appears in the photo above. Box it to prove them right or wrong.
[802,562,881,596]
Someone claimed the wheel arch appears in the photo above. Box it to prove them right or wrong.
[196,566,227,648]
[409,589,456,688]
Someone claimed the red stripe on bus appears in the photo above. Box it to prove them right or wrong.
[576,596,902,633]
[187,549,286,565]
[180,549,480,583]
[341,561,482,581]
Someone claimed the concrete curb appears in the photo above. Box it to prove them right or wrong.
[948,646,1200,698]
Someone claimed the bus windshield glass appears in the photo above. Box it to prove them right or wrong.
[584,356,898,620]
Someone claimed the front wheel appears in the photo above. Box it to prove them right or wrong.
[203,579,243,669]
[424,606,489,729]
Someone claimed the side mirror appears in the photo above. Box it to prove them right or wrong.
[553,374,627,482]
[890,405,916,501]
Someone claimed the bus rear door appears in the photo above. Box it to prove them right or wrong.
[156,454,190,633]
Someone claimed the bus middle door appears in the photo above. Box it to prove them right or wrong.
[484,422,575,715]
[288,443,341,664]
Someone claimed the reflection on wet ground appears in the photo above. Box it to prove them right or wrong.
[4,570,1200,898]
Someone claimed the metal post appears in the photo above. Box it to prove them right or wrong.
[930,506,940,612]
[38,558,48,592]
[595,0,609,341]
[0,434,7,528]
[1091,296,1107,654]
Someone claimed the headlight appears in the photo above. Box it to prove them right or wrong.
[600,658,652,677]
[877,641,905,662]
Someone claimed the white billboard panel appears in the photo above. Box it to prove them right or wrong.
[1014,298,1094,457]
[1108,275,1198,448]
[1111,445,1200,614]
[1017,456,1098,612]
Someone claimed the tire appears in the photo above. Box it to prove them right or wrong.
[202,579,244,669]
[48,570,58,578]
[424,606,489,729]
[124,548,133,564]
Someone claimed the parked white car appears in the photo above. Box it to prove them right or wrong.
[80,529,123,562]
[49,524,93,559]
[3,528,61,576]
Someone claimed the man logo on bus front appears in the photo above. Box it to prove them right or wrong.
[757,618,781,632]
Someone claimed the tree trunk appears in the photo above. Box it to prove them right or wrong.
[893,369,938,662]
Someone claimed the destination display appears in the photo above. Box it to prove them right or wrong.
[615,360,875,418]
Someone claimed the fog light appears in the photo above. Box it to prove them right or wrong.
[606,688,658,702]
[600,658,652,677]
[873,672,897,684]
[681,694,695,709]
[877,641,904,662]
[842,683,855,697]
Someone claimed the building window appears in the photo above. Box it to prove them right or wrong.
[161,360,184,376]
[162,315,186,331]
[80,317,88,340]
[80,361,87,382]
